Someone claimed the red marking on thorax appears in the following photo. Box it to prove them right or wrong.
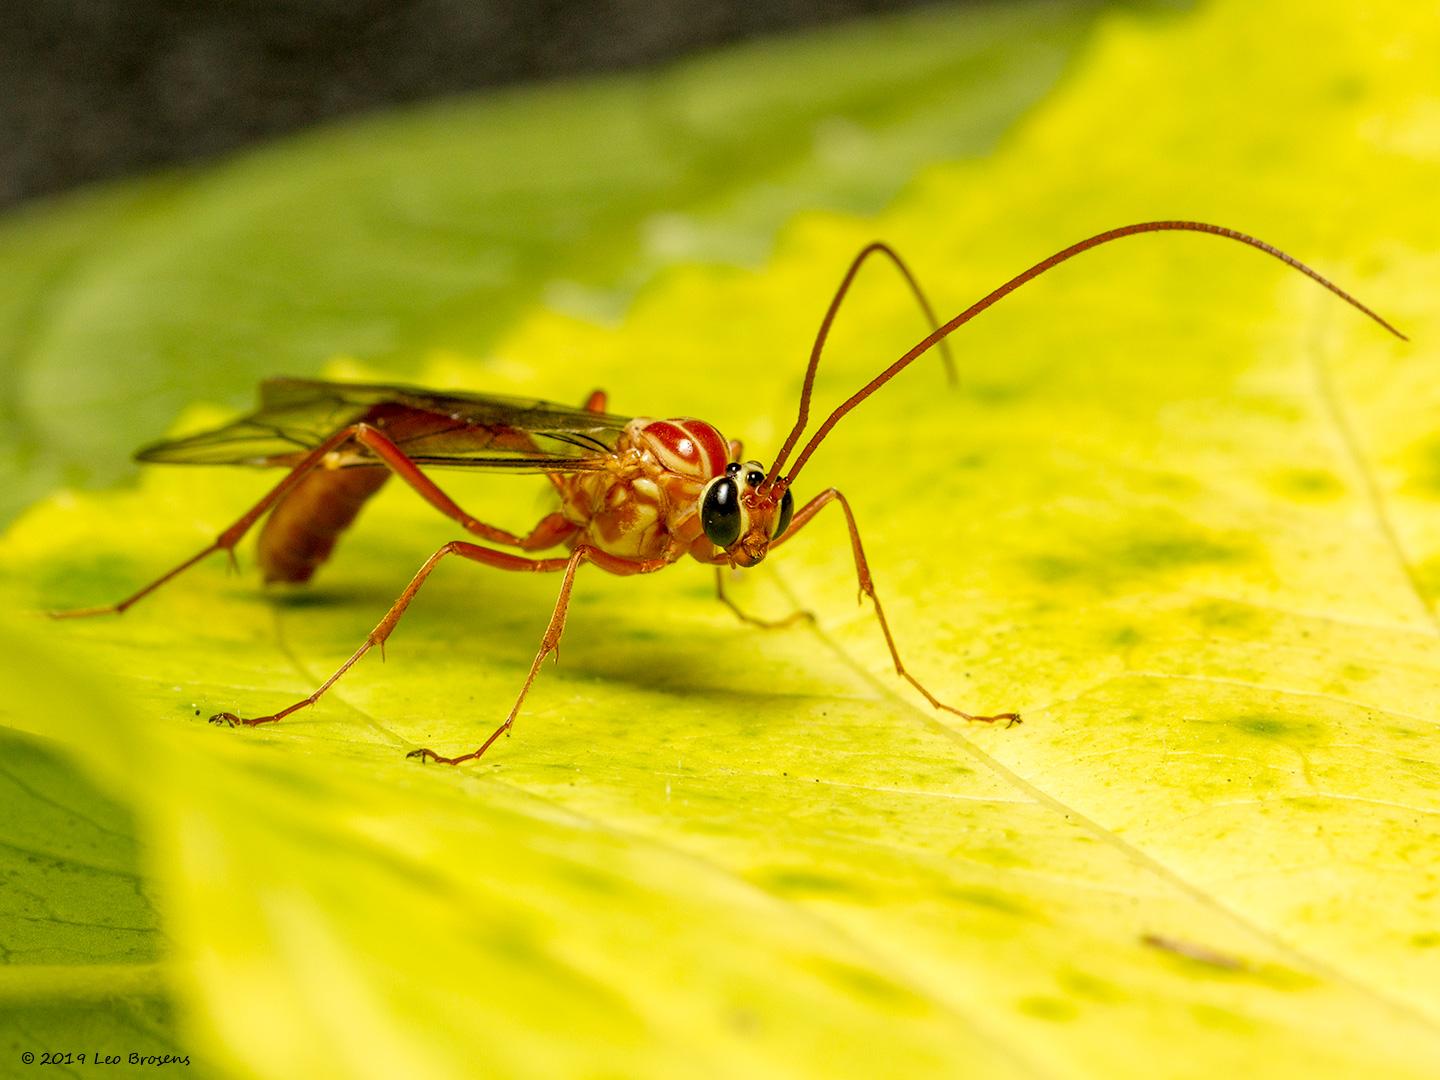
[640,419,729,480]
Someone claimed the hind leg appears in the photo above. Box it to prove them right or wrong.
[52,422,578,618]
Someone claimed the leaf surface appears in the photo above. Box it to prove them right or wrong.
[3,0,1440,1077]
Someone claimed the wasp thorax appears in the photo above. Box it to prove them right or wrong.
[635,418,729,480]
[700,461,796,564]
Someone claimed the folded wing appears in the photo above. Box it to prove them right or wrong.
[136,377,632,473]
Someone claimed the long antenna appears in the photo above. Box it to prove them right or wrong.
[777,220,1406,484]
[767,242,954,486]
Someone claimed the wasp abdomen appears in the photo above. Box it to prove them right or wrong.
[257,465,389,584]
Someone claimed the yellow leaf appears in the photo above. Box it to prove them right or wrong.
[4,0,1439,1076]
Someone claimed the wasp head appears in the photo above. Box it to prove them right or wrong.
[698,461,795,567]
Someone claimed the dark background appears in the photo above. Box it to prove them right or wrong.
[3,0,944,208]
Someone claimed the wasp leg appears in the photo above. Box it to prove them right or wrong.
[347,425,578,552]
[713,567,815,630]
[405,544,668,765]
[209,538,668,764]
[772,488,1020,726]
[211,540,569,731]
[51,424,371,619]
[50,422,576,619]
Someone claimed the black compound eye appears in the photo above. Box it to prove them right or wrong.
[745,470,765,488]
[772,485,795,540]
[701,477,742,547]
[725,462,741,475]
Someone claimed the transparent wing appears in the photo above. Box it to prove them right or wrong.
[136,378,632,473]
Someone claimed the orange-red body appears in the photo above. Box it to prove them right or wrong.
[258,411,734,584]
[259,466,389,583]
[553,418,729,567]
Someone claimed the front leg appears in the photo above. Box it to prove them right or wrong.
[777,488,1020,726]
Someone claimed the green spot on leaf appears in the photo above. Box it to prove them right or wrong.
[1270,467,1345,501]
[1230,714,1321,742]
[1404,435,1440,498]
[1018,996,1079,1022]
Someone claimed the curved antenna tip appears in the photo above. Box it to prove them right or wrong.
[780,221,1408,482]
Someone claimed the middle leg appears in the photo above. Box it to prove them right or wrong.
[713,567,815,630]
[408,544,672,765]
